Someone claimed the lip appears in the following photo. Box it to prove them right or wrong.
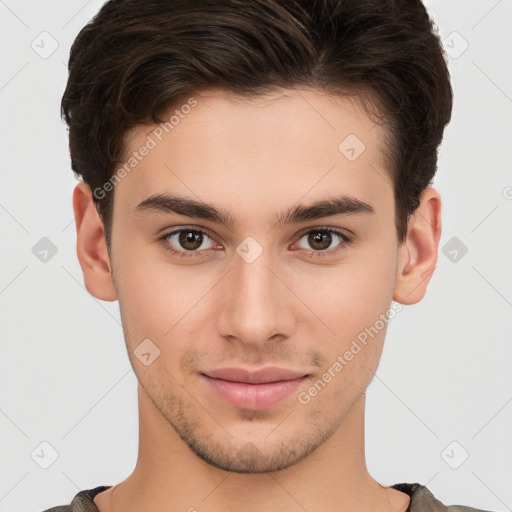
[203,366,308,384]
[201,366,310,410]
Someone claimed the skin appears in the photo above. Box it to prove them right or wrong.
[73,88,441,512]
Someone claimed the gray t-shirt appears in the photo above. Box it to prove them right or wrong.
[40,483,496,512]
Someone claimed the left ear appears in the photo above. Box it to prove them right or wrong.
[393,186,442,305]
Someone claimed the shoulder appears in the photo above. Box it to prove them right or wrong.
[39,485,111,512]
[392,483,497,512]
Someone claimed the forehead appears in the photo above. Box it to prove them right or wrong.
[125,87,386,156]
[116,88,393,222]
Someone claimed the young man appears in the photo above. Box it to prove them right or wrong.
[43,0,493,511]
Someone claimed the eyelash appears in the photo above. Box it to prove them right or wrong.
[157,226,352,260]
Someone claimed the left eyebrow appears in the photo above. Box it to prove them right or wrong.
[134,193,375,227]
[275,196,375,227]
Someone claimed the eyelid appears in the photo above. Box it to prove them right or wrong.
[155,224,220,248]
[294,224,353,240]
[157,224,353,242]
[157,225,353,258]
[291,226,352,256]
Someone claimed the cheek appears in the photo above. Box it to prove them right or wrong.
[290,245,397,339]
[113,238,220,361]
[296,268,394,410]
[296,330,383,417]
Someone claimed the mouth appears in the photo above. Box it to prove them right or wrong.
[200,366,311,410]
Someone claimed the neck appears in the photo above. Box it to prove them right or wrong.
[96,385,408,512]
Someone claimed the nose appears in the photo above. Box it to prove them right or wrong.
[215,246,296,349]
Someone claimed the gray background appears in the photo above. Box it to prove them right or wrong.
[0,1,511,511]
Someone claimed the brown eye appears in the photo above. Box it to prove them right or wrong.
[308,231,333,251]
[296,228,348,253]
[178,230,204,251]
[161,228,216,256]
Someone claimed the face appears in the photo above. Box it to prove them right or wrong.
[108,88,400,473]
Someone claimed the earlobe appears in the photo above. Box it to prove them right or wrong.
[73,182,117,301]
[393,187,442,305]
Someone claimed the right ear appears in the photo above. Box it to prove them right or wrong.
[73,182,117,301]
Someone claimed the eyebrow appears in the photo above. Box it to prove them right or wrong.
[134,193,375,227]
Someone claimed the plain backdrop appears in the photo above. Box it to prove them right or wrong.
[0,1,511,511]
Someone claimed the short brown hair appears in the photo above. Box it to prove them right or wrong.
[61,0,453,248]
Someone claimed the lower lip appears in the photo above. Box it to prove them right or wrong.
[202,374,309,410]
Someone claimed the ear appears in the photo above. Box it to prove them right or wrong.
[73,182,117,301]
[393,186,442,305]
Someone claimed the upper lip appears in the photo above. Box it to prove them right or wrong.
[202,366,309,384]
